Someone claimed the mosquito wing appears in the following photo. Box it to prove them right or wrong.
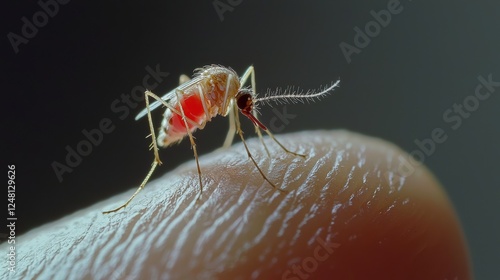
[134,76,203,120]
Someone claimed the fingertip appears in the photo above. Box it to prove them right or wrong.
[102,130,473,279]
[14,130,471,279]
[209,130,472,279]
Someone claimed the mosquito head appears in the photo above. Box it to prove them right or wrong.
[235,89,267,130]
[236,89,254,113]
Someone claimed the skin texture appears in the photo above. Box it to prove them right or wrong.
[2,130,472,280]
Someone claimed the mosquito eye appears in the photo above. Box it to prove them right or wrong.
[236,92,252,110]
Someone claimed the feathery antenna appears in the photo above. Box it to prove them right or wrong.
[254,80,340,106]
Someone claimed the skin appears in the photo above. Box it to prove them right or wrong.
[2,130,472,279]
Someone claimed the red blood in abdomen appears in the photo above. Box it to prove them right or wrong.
[170,94,205,132]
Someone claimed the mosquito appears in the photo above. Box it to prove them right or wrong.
[103,65,340,214]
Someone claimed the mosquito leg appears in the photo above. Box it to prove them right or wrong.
[264,128,306,158]
[234,103,286,193]
[103,89,204,213]
[175,89,204,200]
[143,90,200,158]
[240,65,271,157]
[239,65,254,86]
[102,90,165,214]
[221,70,237,148]
[145,91,163,164]
[144,91,200,129]
[241,67,305,159]
[222,100,236,148]
[102,160,159,214]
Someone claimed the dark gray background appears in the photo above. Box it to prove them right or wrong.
[3,1,498,279]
